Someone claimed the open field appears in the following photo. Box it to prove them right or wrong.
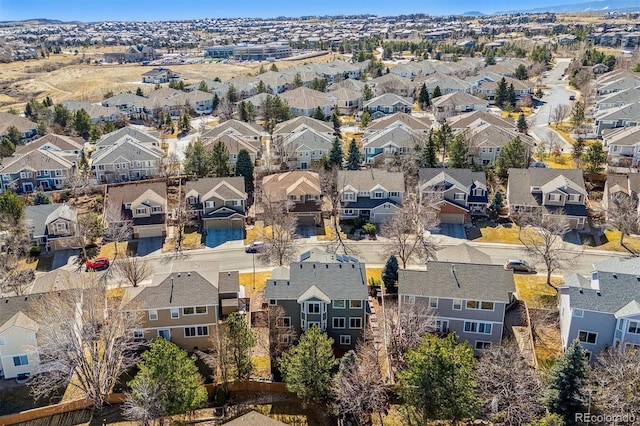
[0,48,340,110]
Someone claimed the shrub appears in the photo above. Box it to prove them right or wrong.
[362,223,376,235]
[29,246,41,257]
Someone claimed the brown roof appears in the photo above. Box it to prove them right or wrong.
[105,181,167,207]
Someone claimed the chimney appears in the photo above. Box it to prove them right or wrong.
[591,271,600,291]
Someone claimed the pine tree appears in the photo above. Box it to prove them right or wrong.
[313,106,326,121]
[484,48,496,66]
[235,149,254,193]
[515,64,528,80]
[381,255,399,293]
[418,83,430,109]
[212,94,220,112]
[490,191,504,216]
[332,109,341,136]
[572,137,585,162]
[198,80,209,93]
[432,85,442,99]
[346,139,361,170]
[211,140,231,177]
[136,87,144,96]
[362,84,374,101]
[448,134,469,168]
[226,84,238,103]
[270,63,279,72]
[583,142,606,175]
[292,73,303,89]
[183,139,212,178]
[224,312,257,380]
[6,126,22,146]
[495,136,528,178]
[423,131,438,168]
[257,80,267,94]
[329,137,343,169]
[360,110,371,128]
[507,83,517,107]
[495,77,508,108]
[544,340,589,425]
[517,113,528,133]
[570,102,585,130]
[73,109,92,140]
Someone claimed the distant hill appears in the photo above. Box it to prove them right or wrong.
[500,0,640,14]
[462,11,485,16]
[0,19,72,25]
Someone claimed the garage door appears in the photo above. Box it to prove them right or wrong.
[439,213,465,224]
[136,226,163,238]
[205,219,227,230]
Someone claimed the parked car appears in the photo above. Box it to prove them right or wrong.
[504,259,536,273]
[569,95,575,100]
[530,161,549,168]
[245,241,266,253]
[86,257,110,271]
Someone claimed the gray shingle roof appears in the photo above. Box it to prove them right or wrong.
[507,168,587,208]
[337,169,404,193]
[419,168,487,190]
[398,262,515,303]
[435,243,492,264]
[24,203,61,238]
[564,271,640,314]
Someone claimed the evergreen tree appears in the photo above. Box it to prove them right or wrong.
[198,80,209,93]
[292,73,303,89]
[24,101,33,118]
[239,101,249,122]
[126,338,207,420]
[212,93,220,112]
[495,77,508,108]
[180,110,191,132]
[53,104,72,128]
[280,325,337,404]
[397,333,478,423]
[346,139,361,170]
[6,126,22,146]
[211,140,231,177]
[360,110,371,129]
[484,48,496,66]
[270,63,279,72]
[423,131,438,168]
[544,340,589,425]
[313,106,326,121]
[235,149,254,193]
[0,137,15,157]
[135,87,144,96]
[517,113,528,133]
[495,136,528,178]
[257,80,267,94]
[183,139,212,178]
[362,84,374,101]
[583,142,606,175]
[73,109,92,139]
[0,190,25,224]
[435,123,454,163]
[332,108,341,136]
[32,191,51,205]
[490,191,504,216]
[515,64,528,80]
[224,312,257,380]
[226,84,238,103]
[507,83,517,107]
[257,64,266,75]
[381,255,399,293]
[572,137,585,162]
[328,137,343,169]
[448,134,469,168]
[570,102,585,130]
[418,83,430,109]
[88,125,102,142]
[432,85,442,99]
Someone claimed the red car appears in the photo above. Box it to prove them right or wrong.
[86,257,110,271]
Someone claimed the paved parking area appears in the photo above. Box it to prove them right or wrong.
[432,224,467,239]
[205,228,244,248]
[52,249,79,269]
[296,223,317,238]
[136,237,164,256]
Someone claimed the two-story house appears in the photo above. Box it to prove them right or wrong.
[122,263,238,351]
[0,296,40,380]
[398,262,515,353]
[602,126,640,167]
[16,133,84,157]
[142,67,180,84]
[24,203,79,251]
[431,92,489,122]
[265,249,369,350]
[279,128,337,170]
[460,122,534,166]
[362,125,420,165]
[0,148,75,193]
[0,111,39,144]
[272,116,334,141]
[419,168,489,224]
[185,177,247,248]
[95,127,160,150]
[363,93,413,119]
[506,168,588,230]
[602,174,640,221]
[91,138,164,184]
[364,112,432,136]
[337,170,404,223]
[262,171,323,226]
[105,181,167,239]
[559,256,640,360]
[201,119,263,146]
[202,133,261,167]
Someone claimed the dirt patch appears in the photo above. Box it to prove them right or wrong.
[529,308,562,369]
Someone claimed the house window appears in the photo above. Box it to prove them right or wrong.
[480,301,494,310]
[55,222,68,232]
[373,191,383,199]
[233,200,242,206]
[13,355,28,367]
[170,308,180,319]
[548,194,560,202]
[453,299,462,310]
[340,335,351,345]
[475,341,492,350]
[149,309,158,321]
[429,297,438,309]
[403,295,416,305]
[349,300,362,309]
[344,209,355,215]
[568,194,581,202]
[205,201,215,208]
[269,299,277,306]
[454,193,465,201]
[276,317,291,328]
[573,309,584,318]
[349,317,362,329]
[307,302,321,314]
[152,206,162,213]
[136,208,146,215]
[185,326,209,337]
[182,306,207,315]
[473,188,484,196]
[342,192,356,201]
[333,317,346,329]
[578,331,597,344]
[464,321,492,334]
[333,300,345,309]
[465,300,479,309]
[133,330,144,339]
[389,191,399,197]
[628,321,640,334]
[435,320,449,333]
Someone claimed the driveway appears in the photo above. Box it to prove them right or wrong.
[432,224,467,239]
[52,249,79,269]
[136,237,164,256]
[205,228,244,248]
[296,223,317,238]
[563,230,582,245]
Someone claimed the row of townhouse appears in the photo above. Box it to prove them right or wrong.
[102,88,215,120]
[593,70,640,136]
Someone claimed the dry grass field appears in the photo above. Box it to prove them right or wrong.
[0,47,338,111]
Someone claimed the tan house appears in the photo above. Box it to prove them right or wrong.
[121,263,239,350]
[262,171,323,225]
[24,203,80,251]
[185,177,247,231]
[105,181,167,239]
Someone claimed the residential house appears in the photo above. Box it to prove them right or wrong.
[594,103,640,136]
[461,121,534,165]
[24,203,79,251]
[364,112,432,136]
[265,249,369,350]
[279,128,337,170]
[185,177,247,231]
[435,243,492,264]
[398,262,515,352]
[142,67,180,84]
[272,116,334,141]
[95,126,160,150]
[59,100,123,124]
[446,110,515,131]
[203,133,261,167]
[280,87,336,118]
[329,87,362,115]
[362,125,420,164]
[603,126,640,167]
[370,73,415,98]
[363,93,413,119]
[105,181,167,238]
[558,256,640,359]
[413,72,474,96]
[419,168,489,224]
[595,87,640,112]
[101,93,148,119]
[201,119,263,145]
[337,170,404,223]
[0,111,39,143]
[0,148,75,193]
[122,263,238,350]
[602,174,640,220]
[103,46,157,63]
[473,76,534,104]
[16,133,84,157]
[0,296,39,380]
[431,92,489,122]
[141,88,214,119]
[91,138,164,184]
[506,168,588,230]
[262,171,323,225]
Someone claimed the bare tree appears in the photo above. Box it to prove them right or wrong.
[384,300,435,371]
[75,212,103,263]
[257,193,298,266]
[173,181,199,253]
[332,341,389,425]
[0,226,32,295]
[196,326,231,393]
[518,208,582,286]
[551,104,571,128]
[28,274,142,410]
[263,305,297,374]
[475,340,545,425]
[102,200,133,259]
[4,270,35,296]
[121,374,163,426]
[319,167,359,257]
[589,346,640,419]
[606,193,639,248]
[114,256,153,287]
[380,189,440,269]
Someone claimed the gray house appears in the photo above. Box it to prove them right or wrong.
[559,256,640,360]
[264,249,369,350]
[398,262,515,352]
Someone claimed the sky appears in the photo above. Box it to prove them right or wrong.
[0,0,582,22]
